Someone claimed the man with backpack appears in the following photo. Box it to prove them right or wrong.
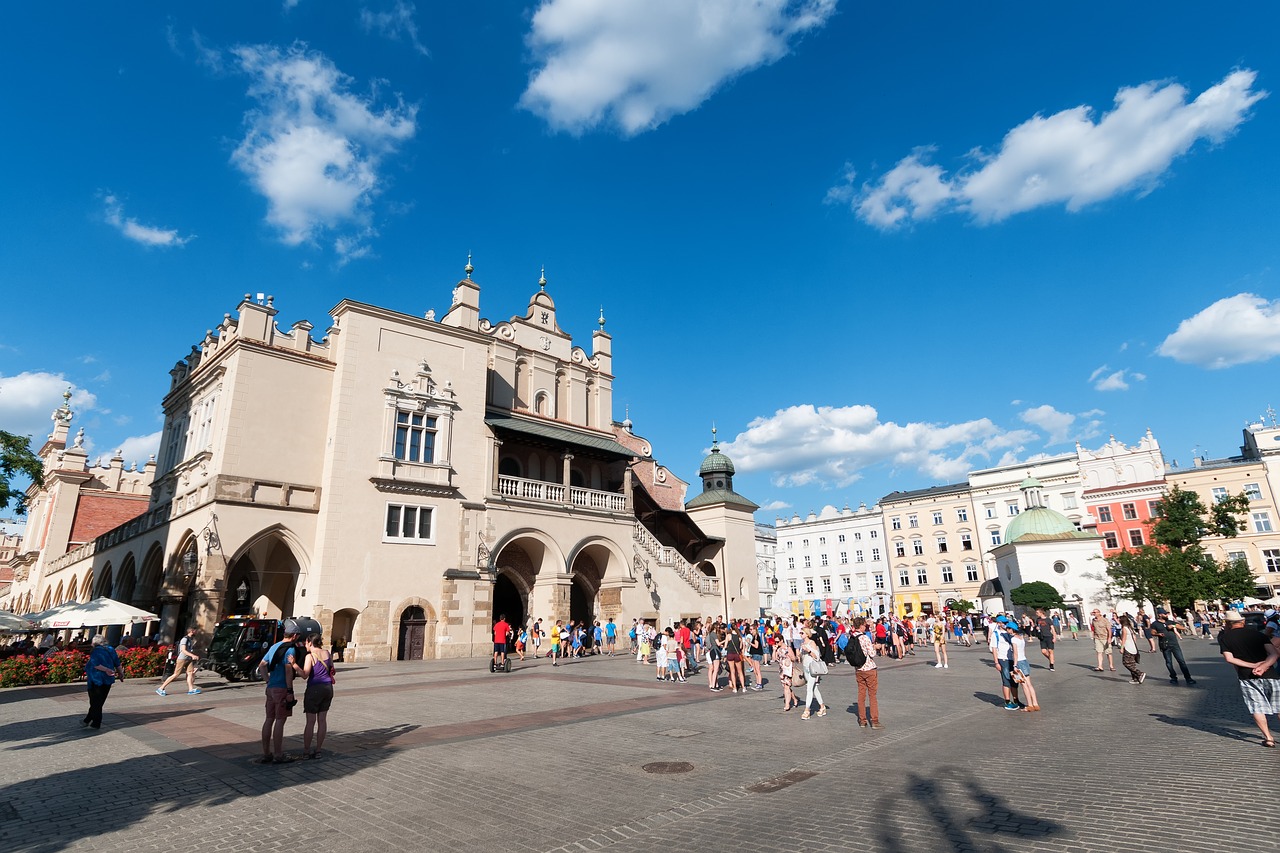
[256,620,304,764]
[848,617,881,728]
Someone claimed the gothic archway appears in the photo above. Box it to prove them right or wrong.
[493,572,527,634]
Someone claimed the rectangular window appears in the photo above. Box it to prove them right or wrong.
[1103,531,1119,549]
[820,554,829,567]
[908,514,919,528]
[932,511,944,525]
[990,530,1002,546]
[1245,482,1263,501]
[898,570,911,587]
[805,579,815,595]
[393,411,437,463]
[871,547,881,561]
[854,532,862,540]
[789,580,798,596]
[912,540,924,556]
[873,573,885,590]
[916,568,928,585]
[1007,502,1020,516]
[1253,512,1273,533]
[838,534,846,543]
[786,541,794,550]
[802,539,809,548]
[1212,487,1228,504]
[1264,549,1280,572]
[1147,500,1161,518]
[822,577,832,594]
[384,503,435,543]
[788,557,795,570]
[957,507,969,522]
[1128,529,1144,547]
[855,549,864,563]
[856,575,868,591]
[870,529,878,539]
[965,564,979,582]
[941,565,954,583]
[1061,493,1077,510]
[1097,506,1113,523]
[895,542,906,558]
[804,556,811,568]
[819,536,826,545]
[891,517,902,530]
[1228,550,1248,568]
[961,533,973,551]
[936,536,948,553]
[1122,503,1138,520]
[841,576,852,592]
[840,551,848,564]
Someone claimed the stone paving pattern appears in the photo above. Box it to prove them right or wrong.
[0,636,1269,853]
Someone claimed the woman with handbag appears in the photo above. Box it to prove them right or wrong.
[1118,614,1146,684]
[799,629,829,720]
[1008,623,1040,711]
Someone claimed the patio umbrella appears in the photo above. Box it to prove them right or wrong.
[22,600,82,628]
[31,597,159,630]
[0,610,37,632]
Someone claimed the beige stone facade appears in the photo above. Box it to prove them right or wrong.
[3,268,758,656]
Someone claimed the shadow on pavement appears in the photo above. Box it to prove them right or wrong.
[1148,713,1255,743]
[972,691,1004,707]
[0,723,418,853]
[0,684,86,706]
[1,707,211,750]
[875,769,1064,853]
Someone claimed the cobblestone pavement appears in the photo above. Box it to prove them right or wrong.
[0,636,1270,853]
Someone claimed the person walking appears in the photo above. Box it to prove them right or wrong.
[83,635,122,731]
[849,617,880,728]
[298,633,335,759]
[799,629,828,720]
[1151,607,1195,685]
[1217,609,1280,747]
[931,617,949,669]
[1090,609,1116,672]
[1034,608,1058,672]
[156,626,202,696]
[1118,614,1146,685]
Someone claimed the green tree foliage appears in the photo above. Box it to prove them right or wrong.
[0,430,43,514]
[947,599,977,614]
[1009,581,1065,610]
[1104,484,1254,609]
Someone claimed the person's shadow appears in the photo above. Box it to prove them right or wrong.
[1148,713,1255,743]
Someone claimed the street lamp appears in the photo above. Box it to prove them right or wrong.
[181,545,198,582]
[770,575,779,592]
[235,579,249,610]
[643,567,653,589]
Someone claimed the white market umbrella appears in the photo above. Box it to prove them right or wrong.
[32,597,159,630]
[0,610,37,632]
[22,600,82,628]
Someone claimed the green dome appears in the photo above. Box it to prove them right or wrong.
[699,447,736,477]
[1019,475,1042,490]
[1005,507,1079,543]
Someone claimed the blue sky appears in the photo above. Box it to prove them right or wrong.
[2,2,1279,524]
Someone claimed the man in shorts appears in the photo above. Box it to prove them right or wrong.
[1090,609,1115,672]
[492,613,512,669]
[605,618,617,656]
[549,621,561,666]
[256,623,301,764]
[1035,608,1058,671]
[1217,609,1280,747]
[156,626,202,696]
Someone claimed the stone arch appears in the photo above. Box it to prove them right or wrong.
[331,607,359,657]
[54,581,65,605]
[491,529,568,578]
[114,553,138,604]
[135,542,165,611]
[67,574,78,603]
[39,588,52,611]
[498,456,522,477]
[95,563,114,598]
[390,597,437,661]
[80,572,94,602]
[566,536,628,583]
[696,560,717,578]
[493,570,530,633]
[224,525,311,619]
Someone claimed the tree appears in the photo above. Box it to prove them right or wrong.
[1009,581,1065,610]
[1104,484,1253,610]
[947,599,977,614]
[0,430,43,515]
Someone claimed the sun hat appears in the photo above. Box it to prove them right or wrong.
[1223,610,1245,623]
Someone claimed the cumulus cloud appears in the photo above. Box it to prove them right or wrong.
[520,0,835,135]
[1088,365,1145,391]
[760,499,791,512]
[1158,293,1280,368]
[231,43,416,260]
[360,1,429,56]
[719,404,1037,491]
[102,193,193,247]
[117,431,162,466]
[0,373,97,441]
[1018,404,1104,445]
[830,69,1265,228]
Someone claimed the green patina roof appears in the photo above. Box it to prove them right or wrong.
[687,487,759,511]
[699,447,736,476]
[1004,507,1091,543]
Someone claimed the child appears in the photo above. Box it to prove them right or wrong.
[654,632,669,681]
[777,645,797,711]
[669,636,684,682]
[1009,624,1040,711]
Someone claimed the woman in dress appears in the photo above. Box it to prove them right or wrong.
[776,644,798,711]
[299,633,336,759]
[723,625,746,693]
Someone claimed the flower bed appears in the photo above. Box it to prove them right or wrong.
[0,645,170,687]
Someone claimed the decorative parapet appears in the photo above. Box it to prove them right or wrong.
[633,521,720,597]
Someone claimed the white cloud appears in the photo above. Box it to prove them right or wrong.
[231,43,416,255]
[0,373,97,442]
[1158,293,1280,368]
[719,404,1037,491]
[759,499,791,512]
[520,0,835,135]
[831,69,1265,227]
[1018,404,1104,445]
[1091,367,1145,391]
[102,194,193,247]
[117,431,162,467]
[360,1,429,56]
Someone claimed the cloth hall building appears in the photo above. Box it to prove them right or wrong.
[3,264,759,659]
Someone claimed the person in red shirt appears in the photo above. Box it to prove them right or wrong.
[493,615,512,669]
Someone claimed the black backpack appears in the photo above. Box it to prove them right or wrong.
[847,634,868,668]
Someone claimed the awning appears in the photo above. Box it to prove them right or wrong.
[485,412,636,460]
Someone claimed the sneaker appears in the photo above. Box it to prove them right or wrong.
[753,684,763,691]
[1170,677,1178,684]
[187,688,202,695]
[933,663,943,668]
[870,722,885,729]
[1049,666,1055,672]
[1138,672,1147,684]
[1186,679,1196,686]
[155,688,167,696]
[943,664,949,669]
[1004,702,1019,710]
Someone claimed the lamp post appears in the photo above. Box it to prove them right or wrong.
[181,545,198,583]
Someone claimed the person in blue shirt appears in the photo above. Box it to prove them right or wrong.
[255,626,301,763]
[604,618,617,656]
[83,635,122,730]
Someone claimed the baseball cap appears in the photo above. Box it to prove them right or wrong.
[1223,610,1245,623]
[1154,607,1168,615]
